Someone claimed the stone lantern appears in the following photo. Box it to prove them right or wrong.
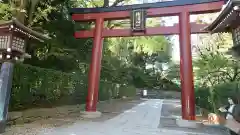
[0,18,49,133]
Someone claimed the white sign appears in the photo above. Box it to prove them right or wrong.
[143,90,147,96]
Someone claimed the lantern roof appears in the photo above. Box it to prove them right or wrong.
[0,18,50,42]
[204,0,240,33]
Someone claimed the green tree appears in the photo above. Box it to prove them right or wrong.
[193,32,240,112]
[0,2,13,20]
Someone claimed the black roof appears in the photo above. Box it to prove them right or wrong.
[204,0,240,33]
[70,0,222,14]
[0,18,50,42]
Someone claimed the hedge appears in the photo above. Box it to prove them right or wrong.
[119,85,136,97]
[195,87,213,112]
[195,82,240,113]
[9,64,136,111]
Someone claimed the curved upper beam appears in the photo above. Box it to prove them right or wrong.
[70,0,223,14]
[71,1,224,21]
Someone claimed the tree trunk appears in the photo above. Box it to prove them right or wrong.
[16,0,27,24]
[103,0,109,7]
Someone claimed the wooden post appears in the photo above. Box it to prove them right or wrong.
[86,18,104,112]
[179,11,196,120]
[0,62,14,133]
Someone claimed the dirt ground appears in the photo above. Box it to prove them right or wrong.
[4,97,143,135]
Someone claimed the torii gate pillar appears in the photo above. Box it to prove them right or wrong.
[179,11,195,120]
[86,18,104,112]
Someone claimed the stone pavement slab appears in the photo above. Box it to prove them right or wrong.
[36,99,229,135]
[159,100,229,135]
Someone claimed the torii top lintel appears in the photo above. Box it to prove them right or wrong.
[70,0,224,21]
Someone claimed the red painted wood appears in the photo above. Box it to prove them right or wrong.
[86,18,104,112]
[75,26,178,38]
[179,11,195,120]
[72,1,223,21]
[72,0,224,117]
[74,23,208,38]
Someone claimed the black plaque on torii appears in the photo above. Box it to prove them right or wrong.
[130,9,147,32]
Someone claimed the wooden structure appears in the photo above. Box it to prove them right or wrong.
[0,18,48,133]
[0,18,49,62]
[70,0,224,120]
[204,0,240,56]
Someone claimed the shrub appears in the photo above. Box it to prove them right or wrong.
[11,63,77,110]
[195,86,214,112]
[195,82,240,113]
[213,82,240,106]
[9,64,124,111]
[118,85,136,97]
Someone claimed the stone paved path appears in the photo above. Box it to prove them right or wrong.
[36,99,229,135]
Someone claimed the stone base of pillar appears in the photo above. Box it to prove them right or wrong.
[176,119,203,129]
[80,111,102,118]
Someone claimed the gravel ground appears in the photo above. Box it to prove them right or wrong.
[4,98,143,135]
[3,98,230,135]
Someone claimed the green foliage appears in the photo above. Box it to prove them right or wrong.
[162,79,181,91]
[2,0,180,111]
[193,32,240,113]
[195,82,240,113]
[166,63,180,80]
[11,63,80,110]
[213,82,240,105]
[10,64,136,111]
[193,33,234,86]
[0,3,13,20]
[108,36,170,57]
[195,87,213,112]
[118,85,136,97]
[98,81,120,101]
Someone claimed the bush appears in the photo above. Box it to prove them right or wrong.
[195,82,240,113]
[163,82,181,91]
[9,64,125,111]
[99,81,119,101]
[195,86,213,112]
[213,82,240,106]
[11,64,76,110]
[118,85,136,97]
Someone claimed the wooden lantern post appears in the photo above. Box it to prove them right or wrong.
[0,18,48,133]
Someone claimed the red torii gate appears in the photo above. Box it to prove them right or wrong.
[70,0,224,120]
